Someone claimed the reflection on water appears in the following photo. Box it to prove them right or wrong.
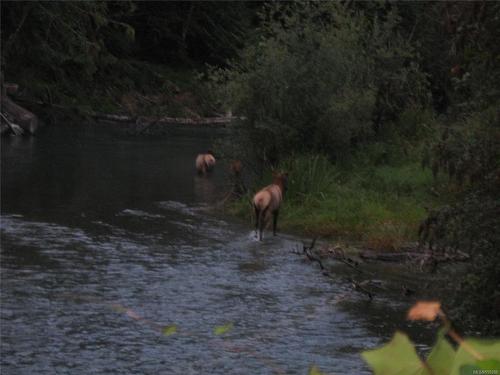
[1,126,426,374]
[193,175,218,203]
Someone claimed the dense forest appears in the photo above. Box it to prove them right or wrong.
[1,1,499,336]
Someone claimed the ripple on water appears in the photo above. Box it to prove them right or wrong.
[2,213,378,374]
[116,209,166,219]
[156,200,198,216]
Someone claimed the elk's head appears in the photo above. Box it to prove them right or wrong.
[273,171,289,193]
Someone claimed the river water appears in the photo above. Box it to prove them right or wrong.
[1,125,429,374]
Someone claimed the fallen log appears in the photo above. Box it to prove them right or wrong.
[0,81,38,134]
[359,251,411,262]
[0,112,24,136]
[94,112,240,128]
[359,249,470,263]
[13,97,241,130]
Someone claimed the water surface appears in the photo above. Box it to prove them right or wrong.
[1,125,427,374]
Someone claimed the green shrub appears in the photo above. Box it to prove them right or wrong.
[280,155,339,202]
[213,2,430,164]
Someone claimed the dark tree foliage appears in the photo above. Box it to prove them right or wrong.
[0,1,259,107]
[1,1,136,106]
[123,1,260,66]
[414,1,500,333]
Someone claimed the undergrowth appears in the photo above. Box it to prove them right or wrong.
[11,60,217,119]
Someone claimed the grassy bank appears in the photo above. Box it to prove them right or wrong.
[230,153,446,250]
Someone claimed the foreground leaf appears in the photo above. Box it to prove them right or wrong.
[308,365,325,375]
[451,339,500,375]
[426,328,455,375]
[476,359,500,370]
[110,303,127,313]
[214,323,234,336]
[162,325,177,336]
[362,331,431,375]
[459,360,500,375]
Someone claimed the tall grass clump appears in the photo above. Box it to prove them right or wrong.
[280,155,339,202]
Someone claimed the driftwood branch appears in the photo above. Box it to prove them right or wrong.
[347,278,374,300]
[0,79,38,135]
[299,238,374,301]
[303,238,325,269]
[327,246,365,274]
[0,112,24,136]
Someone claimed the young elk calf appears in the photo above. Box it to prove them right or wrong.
[195,151,216,175]
[229,160,246,197]
[253,172,288,241]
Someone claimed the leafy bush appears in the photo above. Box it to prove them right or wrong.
[407,1,500,335]
[214,2,430,164]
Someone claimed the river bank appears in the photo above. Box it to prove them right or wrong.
[226,153,451,252]
[1,62,226,137]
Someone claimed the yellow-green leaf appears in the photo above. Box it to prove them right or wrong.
[426,328,455,375]
[459,360,500,375]
[110,303,127,313]
[451,339,500,375]
[214,323,234,336]
[362,331,431,375]
[476,359,500,371]
[162,325,177,336]
[308,365,325,375]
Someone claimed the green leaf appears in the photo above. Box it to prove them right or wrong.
[459,364,478,375]
[476,359,500,370]
[308,365,325,375]
[162,325,177,336]
[214,323,234,336]
[426,328,455,375]
[451,339,500,375]
[362,331,431,375]
[459,360,500,375]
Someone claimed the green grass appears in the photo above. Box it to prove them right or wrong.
[230,154,445,250]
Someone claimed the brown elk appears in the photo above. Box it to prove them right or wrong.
[229,160,242,177]
[253,172,288,241]
[195,151,216,175]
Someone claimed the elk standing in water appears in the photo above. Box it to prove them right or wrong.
[195,151,216,175]
[253,172,288,241]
